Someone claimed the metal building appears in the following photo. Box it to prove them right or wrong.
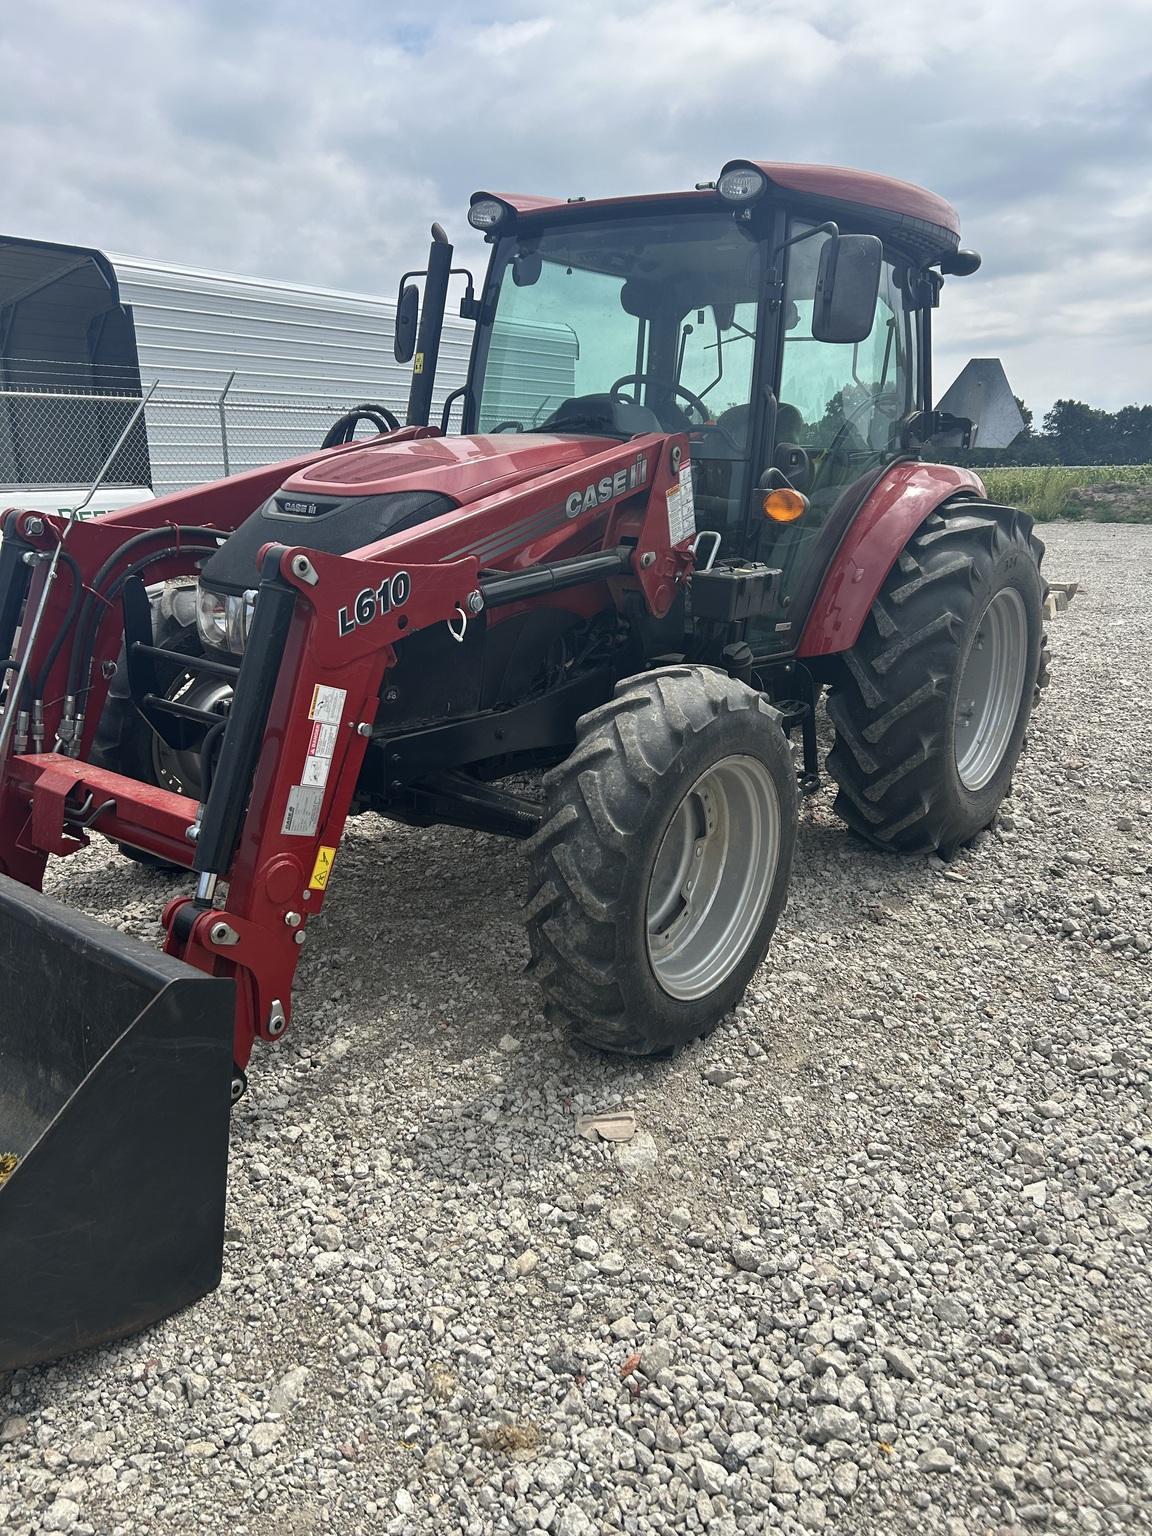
[111,253,475,491]
[0,234,580,507]
[0,236,472,503]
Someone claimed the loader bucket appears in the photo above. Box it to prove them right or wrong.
[0,874,235,1370]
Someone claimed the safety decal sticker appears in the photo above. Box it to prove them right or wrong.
[302,718,339,788]
[309,845,337,891]
[282,784,324,837]
[308,684,347,724]
[665,465,697,546]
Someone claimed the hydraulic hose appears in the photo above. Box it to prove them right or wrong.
[66,527,224,701]
[29,550,84,703]
[63,542,219,756]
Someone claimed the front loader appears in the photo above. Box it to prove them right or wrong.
[0,159,1043,1368]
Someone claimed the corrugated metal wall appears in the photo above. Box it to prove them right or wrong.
[110,255,474,492]
[1,239,583,499]
[109,258,580,493]
[113,254,475,407]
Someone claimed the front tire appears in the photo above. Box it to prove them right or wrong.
[826,502,1045,854]
[525,666,797,1056]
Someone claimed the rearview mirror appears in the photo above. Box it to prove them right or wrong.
[512,252,542,287]
[812,234,883,344]
[394,283,420,364]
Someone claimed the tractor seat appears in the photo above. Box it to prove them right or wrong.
[776,403,805,444]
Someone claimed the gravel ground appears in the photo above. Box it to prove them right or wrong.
[2,520,1150,1536]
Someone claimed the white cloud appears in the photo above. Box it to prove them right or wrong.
[3,0,1150,414]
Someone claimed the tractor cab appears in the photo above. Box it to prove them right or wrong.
[402,159,1017,657]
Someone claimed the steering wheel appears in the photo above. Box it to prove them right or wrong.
[322,403,402,448]
[489,420,525,433]
[610,374,713,428]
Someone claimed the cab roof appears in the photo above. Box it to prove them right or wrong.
[474,161,962,258]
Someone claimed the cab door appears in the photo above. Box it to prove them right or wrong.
[744,222,920,657]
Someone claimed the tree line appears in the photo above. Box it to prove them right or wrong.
[962,400,1152,466]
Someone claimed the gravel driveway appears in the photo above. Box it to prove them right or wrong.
[2,521,1149,1536]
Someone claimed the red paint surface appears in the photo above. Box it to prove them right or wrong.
[745,162,959,239]
[797,463,987,657]
[88,425,440,536]
[289,432,607,501]
[0,431,690,1067]
[482,161,960,242]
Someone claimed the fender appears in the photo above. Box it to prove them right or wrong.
[797,462,986,657]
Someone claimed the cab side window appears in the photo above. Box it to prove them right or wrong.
[777,226,915,505]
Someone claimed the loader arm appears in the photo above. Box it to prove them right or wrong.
[0,429,690,1073]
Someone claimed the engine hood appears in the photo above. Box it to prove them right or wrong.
[197,431,619,601]
[281,432,610,504]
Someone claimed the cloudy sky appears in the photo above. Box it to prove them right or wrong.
[4,0,1150,418]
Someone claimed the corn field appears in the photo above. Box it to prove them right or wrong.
[978,464,1152,522]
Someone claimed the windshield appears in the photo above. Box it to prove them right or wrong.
[473,212,764,446]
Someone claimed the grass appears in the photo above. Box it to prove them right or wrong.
[977,464,1152,522]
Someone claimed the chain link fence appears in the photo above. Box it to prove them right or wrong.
[0,362,406,502]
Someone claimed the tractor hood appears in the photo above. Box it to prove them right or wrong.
[287,431,607,504]
[197,432,613,602]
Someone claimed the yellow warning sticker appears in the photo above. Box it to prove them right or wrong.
[413,352,425,375]
[309,845,337,891]
[308,684,346,724]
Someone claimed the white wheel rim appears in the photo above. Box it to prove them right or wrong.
[646,754,781,1000]
[954,586,1029,791]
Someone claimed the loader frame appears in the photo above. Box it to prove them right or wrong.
[0,428,691,1072]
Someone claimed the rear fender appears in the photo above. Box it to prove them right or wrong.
[796,462,986,657]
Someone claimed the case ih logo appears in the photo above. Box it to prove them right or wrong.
[277,498,339,519]
[564,454,649,519]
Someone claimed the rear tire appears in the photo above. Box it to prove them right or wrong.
[525,665,797,1056]
[826,502,1045,854]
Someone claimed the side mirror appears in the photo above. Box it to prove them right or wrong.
[812,234,883,344]
[394,283,420,364]
[512,252,542,287]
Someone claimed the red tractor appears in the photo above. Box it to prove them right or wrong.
[0,160,1043,1366]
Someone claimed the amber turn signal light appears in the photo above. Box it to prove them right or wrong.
[761,487,808,522]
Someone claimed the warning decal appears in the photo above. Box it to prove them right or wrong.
[302,718,339,789]
[309,845,337,891]
[308,684,346,725]
[665,464,697,546]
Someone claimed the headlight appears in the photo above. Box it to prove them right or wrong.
[717,164,767,204]
[468,196,510,231]
[197,588,228,649]
[197,586,257,655]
